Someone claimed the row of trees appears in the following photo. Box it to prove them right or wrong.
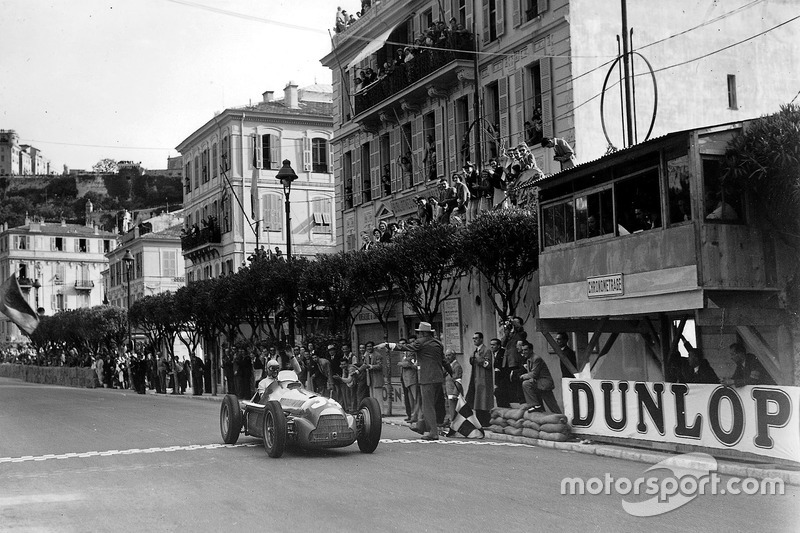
[127,208,539,356]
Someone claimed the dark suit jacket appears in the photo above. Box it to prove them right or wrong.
[396,336,444,385]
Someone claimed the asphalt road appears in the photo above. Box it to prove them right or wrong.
[1,377,797,532]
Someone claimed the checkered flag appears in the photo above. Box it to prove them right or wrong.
[447,393,485,439]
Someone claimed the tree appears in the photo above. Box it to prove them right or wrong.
[352,247,403,342]
[93,158,118,174]
[385,224,467,323]
[461,208,539,322]
[301,251,363,340]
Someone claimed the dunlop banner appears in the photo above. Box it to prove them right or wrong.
[563,379,800,463]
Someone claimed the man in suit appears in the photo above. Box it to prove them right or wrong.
[380,322,445,441]
[519,342,561,414]
[311,350,334,397]
[466,331,493,427]
[555,332,578,379]
[497,317,526,406]
[365,341,384,413]
[443,349,463,426]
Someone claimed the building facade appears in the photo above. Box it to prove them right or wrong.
[175,82,336,282]
[0,218,117,342]
[0,130,50,176]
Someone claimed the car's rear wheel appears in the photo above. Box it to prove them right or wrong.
[263,400,287,458]
[220,394,242,444]
[357,397,382,453]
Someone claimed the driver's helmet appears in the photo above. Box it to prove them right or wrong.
[266,359,280,371]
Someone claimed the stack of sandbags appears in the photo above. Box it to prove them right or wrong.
[488,407,571,442]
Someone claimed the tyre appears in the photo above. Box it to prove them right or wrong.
[220,394,243,445]
[263,400,287,458]
[356,397,382,453]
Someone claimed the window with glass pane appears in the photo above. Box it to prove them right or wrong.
[263,194,283,232]
[667,155,692,224]
[703,158,743,222]
[542,200,575,247]
[312,138,328,173]
[614,168,662,234]
[576,188,613,240]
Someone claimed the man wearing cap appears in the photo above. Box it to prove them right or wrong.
[379,322,444,440]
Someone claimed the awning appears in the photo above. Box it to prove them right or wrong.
[346,26,395,69]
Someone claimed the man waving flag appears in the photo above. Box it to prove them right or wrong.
[0,275,39,335]
[447,392,485,439]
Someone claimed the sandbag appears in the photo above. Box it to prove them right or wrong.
[538,431,569,442]
[504,427,523,436]
[521,420,540,430]
[491,407,510,418]
[489,417,508,427]
[506,418,525,429]
[523,411,567,425]
[505,408,526,421]
[488,425,505,433]
[521,428,540,439]
[539,422,570,434]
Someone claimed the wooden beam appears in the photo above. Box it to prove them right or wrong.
[642,317,661,347]
[542,331,579,377]
[536,318,643,334]
[670,317,687,354]
[591,332,619,370]
[696,307,789,327]
[640,332,663,368]
[735,325,785,385]
[585,317,608,367]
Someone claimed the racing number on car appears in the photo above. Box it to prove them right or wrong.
[309,398,341,409]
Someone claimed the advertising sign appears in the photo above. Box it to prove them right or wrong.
[563,379,800,463]
[442,298,462,354]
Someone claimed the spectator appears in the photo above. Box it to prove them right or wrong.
[222,347,234,395]
[398,151,413,188]
[365,341,384,413]
[252,348,265,382]
[398,340,419,423]
[415,196,432,226]
[372,227,383,245]
[679,347,719,384]
[158,353,169,394]
[360,231,374,251]
[94,355,105,388]
[497,317,526,406]
[555,332,578,379]
[462,162,479,221]
[452,173,471,218]
[423,134,437,181]
[489,158,506,208]
[191,354,205,396]
[381,164,391,195]
[519,342,561,414]
[311,349,334,397]
[478,168,494,213]
[335,7,346,33]
[333,356,353,408]
[428,196,441,223]
[382,322,445,440]
[721,342,775,386]
[466,332,493,427]
[443,348,463,427]
[541,137,575,170]
[438,177,457,223]
[352,344,370,408]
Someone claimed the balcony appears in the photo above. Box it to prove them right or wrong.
[17,277,33,288]
[181,222,222,262]
[353,36,475,129]
[75,280,95,290]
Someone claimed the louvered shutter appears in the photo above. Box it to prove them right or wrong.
[538,0,548,15]
[270,134,280,169]
[370,139,381,199]
[496,0,505,37]
[514,70,524,144]
[435,106,445,179]
[390,128,401,193]
[412,116,423,185]
[336,146,345,211]
[513,0,521,27]
[467,95,475,163]
[466,0,474,30]
[482,0,490,44]
[448,102,456,174]
[540,57,553,138]
[353,141,362,207]
[303,137,312,172]
[253,135,262,169]
[498,76,509,147]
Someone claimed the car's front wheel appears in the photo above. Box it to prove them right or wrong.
[263,400,287,458]
[220,394,243,445]
[356,397,382,453]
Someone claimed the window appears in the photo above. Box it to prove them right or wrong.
[55,264,65,285]
[221,135,230,172]
[54,293,64,311]
[703,158,743,223]
[454,0,466,25]
[79,265,90,285]
[379,134,391,197]
[222,194,232,233]
[727,75,738,110]
[202,148,210,183]
[51,237,64,251]
[526,62,544,145]
[400,123,413,189]
[455,96,470,165]
[211,143,218,179]
[312,197,333,234]
[263,194,283,232]
[75,238,88,253]
[667,154,692,225]
[343,151,354,209]
[14,235,29,250]
[542,200,575,247]
[484,82,500,159]
[77,293,90,308]
[260,134,279,170]
[483,0,503,43]
[135,252,143,278]
[423,112,437,182]
[575,188,613,240]
[184,161,192,192]
[104,239,112,253]
[615,168,662,235]
[18,263,28,279]
[422,8,433,30]
[361,143,371,203]
[312,138,329,173]
[523,0,547,23]
[162,250,177,278]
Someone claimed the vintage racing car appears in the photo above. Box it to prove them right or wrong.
[219,370,382,458]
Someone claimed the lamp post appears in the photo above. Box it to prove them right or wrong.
[122,249,134,353]
[275,160,298,345]
[32,279,41,315]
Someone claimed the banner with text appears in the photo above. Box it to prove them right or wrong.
[563,379,800,463]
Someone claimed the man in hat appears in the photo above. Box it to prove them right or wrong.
[379,322,445,440]
[541,137,575,170]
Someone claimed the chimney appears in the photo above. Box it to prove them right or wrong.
[284,81,299,109]
[61,218,66,227]
[262,90,274,103]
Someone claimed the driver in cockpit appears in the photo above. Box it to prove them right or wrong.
[256,359,282,401]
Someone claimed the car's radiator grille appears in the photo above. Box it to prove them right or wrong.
[310,414,353,442]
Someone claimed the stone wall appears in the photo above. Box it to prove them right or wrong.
[0,363,98,388]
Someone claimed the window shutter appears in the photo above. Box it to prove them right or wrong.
[303,137,312,172]
[496,0,505,37]
[412,116,423,185]
[50,237,55,251]
[448,102,457,173]
[353,141,362,206]
[444,0,451,21]
[538,0,548,15]
[467,95,475,162]
[498,76,509,146]
[370,139,381,200]
[540,57,554,138]
[390,128,401,193]
[435,106,445,178]
[514,70,525,144]
[270,134,280,170]
[466,0,474,29]
[328,142,334,174]
[482,0,490,44]
[254,135,262,169]
[513,0,521,27]
[336,147,345,210]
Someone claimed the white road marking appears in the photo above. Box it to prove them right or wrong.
[0,493,85,506]
[0,438,532,465]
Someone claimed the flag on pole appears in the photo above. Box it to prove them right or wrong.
[0,275,39,335]
[251,135,260,220]
[447,393,485,439]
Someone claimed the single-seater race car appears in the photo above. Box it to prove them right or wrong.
[219,370,382,458]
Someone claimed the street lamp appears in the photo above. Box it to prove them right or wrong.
[122,249,134,354]
[32,279,41,315]
[275,160,298,345]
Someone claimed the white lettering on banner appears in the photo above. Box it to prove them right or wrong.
[563,379,800,463]
[587,274,624,298]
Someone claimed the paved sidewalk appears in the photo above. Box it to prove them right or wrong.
[147,388,800,486]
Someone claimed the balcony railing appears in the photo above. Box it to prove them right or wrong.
[181,225,222,251]
[354,35,475,115]
[75,280,95,290]
[17,277,33,288]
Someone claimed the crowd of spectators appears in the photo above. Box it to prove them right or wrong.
[334,2,373,34]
